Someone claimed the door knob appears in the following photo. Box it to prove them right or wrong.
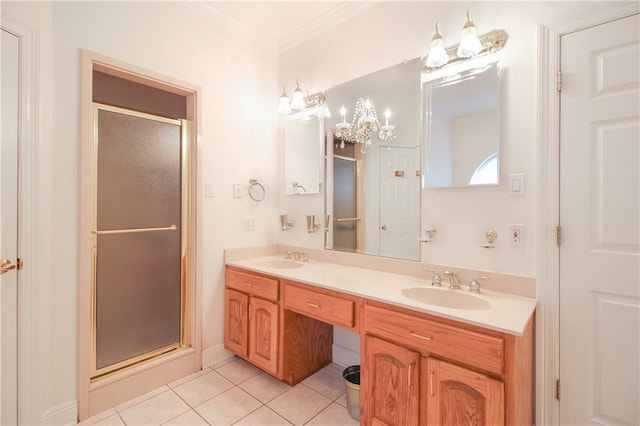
[380,225,387,230]
[0,258,17,275]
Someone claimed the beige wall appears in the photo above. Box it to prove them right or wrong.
[3,1,279,423]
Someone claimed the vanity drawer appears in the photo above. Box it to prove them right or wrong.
[364,303,504,375]
[284,282,355,329]
[226,268,279,302]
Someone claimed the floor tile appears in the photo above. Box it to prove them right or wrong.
[233,406,292,425]
[173,370,235,407]
[115,386,170,412]
[335,392,347,407]
[119,389,190,425]
[168,368,212,389]
[162,409,209,425]
[305,402,359,425]
[195,387,261,425]
[81,413,125,425]
[302,364,346,400]
[215,358,262,385]
[78,408,118,425]
[210,356,239,370]
[239,372,290,403]
[267,384,332,426]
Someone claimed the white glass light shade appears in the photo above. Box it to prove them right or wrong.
[290,88,305,110]
[278,95,291,114]
[457,11,482,58]
[426,38,449,68]
[426,23,449,69]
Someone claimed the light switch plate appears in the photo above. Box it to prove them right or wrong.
[508,173,525,196]
[233,183,242,198]
[205,181,215,198]
[243,216,255,231]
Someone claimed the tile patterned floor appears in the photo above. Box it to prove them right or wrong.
[79,358,359,426]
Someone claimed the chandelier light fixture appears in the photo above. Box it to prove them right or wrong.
[423,10,508,73]
[278,80,325,114]
[335,98,397,153]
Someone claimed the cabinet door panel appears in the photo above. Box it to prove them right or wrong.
[249,297,279,375]
[225,289,248,357]
[363,336,419,426]
[427,358,504,426]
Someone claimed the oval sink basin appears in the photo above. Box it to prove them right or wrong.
[257,260,304,269]
[401,286,491,311]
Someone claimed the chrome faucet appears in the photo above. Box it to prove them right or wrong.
[469,276,489,293]
[423,268,442,287]
[283,250,292,259]
[444,270,460,289]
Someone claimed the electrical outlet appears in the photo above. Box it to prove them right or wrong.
[508,224,524,245]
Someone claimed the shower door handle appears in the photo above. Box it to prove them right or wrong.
[91,225,177,235]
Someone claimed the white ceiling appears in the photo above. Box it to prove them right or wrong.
[199,1,376,52]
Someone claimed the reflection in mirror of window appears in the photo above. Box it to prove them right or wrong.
[469,152,498,185]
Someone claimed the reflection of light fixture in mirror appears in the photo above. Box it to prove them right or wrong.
[425,23,449,69]
[335,98,397,153]
[457,10,482,58]
[278,80,326,114]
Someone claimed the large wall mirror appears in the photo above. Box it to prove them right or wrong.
[324,58,422,261]
[324,57,502,260]
[422,61,500,188]
[284,111,323,195]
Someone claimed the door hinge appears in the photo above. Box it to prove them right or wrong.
[556,379,561,400]
[557,70,563,92]
[556,226,562,246]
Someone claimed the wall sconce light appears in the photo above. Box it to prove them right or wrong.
[457,10,482,58]
[423,10,508,73]
[425,23,449,69]
[278,80,326,114]
[335,98,397,153]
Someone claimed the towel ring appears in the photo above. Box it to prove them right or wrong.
[248,178,265,202]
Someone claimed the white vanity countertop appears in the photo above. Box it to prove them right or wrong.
[226,255,537,336]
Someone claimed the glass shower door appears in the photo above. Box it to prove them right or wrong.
[92,104,187,378]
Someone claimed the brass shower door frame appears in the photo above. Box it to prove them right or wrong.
[90,103,192,379]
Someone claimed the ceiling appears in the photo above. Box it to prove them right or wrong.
[200,1,376,52]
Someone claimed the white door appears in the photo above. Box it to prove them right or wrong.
[379,146,420,260]
[559,13,640,425]
[1,28,21,425]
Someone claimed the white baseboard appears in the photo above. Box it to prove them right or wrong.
[40,399,78,426]
[332,344,360,368]
[202,343,235,368]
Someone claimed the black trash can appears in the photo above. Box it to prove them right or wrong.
[342,365,360,420]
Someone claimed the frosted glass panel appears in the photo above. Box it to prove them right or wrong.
[333,157,357,253]
[95,108,182,372]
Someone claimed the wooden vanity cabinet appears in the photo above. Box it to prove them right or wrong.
[224,268,280,376]
[363,300,534,426]
[362,335,420,426]
[424,357,504,425]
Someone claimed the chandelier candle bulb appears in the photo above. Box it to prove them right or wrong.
[385,109,391,126]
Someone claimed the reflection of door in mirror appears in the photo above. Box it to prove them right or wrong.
[379,147,420,260]
[333,156,358,253]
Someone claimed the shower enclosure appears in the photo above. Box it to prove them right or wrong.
[91,104,189,378]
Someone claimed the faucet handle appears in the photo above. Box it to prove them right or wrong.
[283,250,292,259]
[469,276,489,293]
[422,268,442,287]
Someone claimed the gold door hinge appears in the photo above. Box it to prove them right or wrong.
[557,226,562,246]
[556,379,561,400]
[557,70,563,92]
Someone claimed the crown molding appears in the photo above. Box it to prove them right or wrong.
[278,1,379,53]
[186,2,278,52]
